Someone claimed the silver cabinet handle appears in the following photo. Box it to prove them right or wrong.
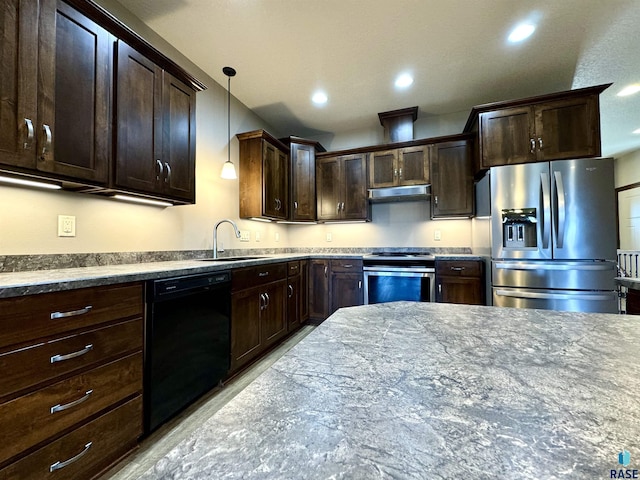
[50,442,92,472]
[324,265,328,277]
[156,160,163,181]
[341,202,345,211]
[42,124,52,157]
[538,137,543,150]
[294,201,298,210]
[264,292,270,307]
[438,284,442,294]
[399,168,402,178]
[50,305,92,320]
[258,271,269,277]
[358,280,362,289]
[450,266,465,271]
[51,344,93,364]
[164,162,171,184]
[24,118,34,149]
[394,168,398,178]
[342,264,353,268]
[288,284,294,298]
[434,195,438,206]
[259,293,266,311]
[50,389,93,414]
[530,138,536,153]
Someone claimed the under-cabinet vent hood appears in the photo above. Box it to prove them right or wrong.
[368,185,431,203]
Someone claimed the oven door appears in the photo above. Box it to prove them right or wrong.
[364,268,436,304]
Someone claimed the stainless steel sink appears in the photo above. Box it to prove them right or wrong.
[198,256,266,262]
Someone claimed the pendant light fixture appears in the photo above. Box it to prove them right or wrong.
[221,66,238,179]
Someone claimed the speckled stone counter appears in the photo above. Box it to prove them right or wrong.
[136,302,640,479]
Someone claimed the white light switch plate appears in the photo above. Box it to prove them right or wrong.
[434,230,441,241]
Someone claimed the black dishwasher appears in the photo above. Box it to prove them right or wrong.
[145,270,231,434]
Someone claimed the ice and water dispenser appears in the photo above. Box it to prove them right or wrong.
[501,208,537,249]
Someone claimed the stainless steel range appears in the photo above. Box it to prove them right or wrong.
[363,252,436,304]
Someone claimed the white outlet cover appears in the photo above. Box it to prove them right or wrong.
[434,230,441,241]
[58,215,76,237]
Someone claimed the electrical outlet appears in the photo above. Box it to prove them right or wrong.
[240,230,250,242]
[434,229,441,241]
[58,215,76,237]
[275,232,280,242]
[326,232,333,242]
[255,231,261,242]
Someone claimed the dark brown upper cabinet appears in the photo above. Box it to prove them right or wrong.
[280,137,326,222]
[115,41,196,203]
[464,84,610,171]
[237,130,289,221]
[0,0,111,184]
[369,145,429,188]
[430,139,474,218]
[316,153,370,222]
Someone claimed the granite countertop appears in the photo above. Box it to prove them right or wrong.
[137,302,640,479]
[0,251,482,299]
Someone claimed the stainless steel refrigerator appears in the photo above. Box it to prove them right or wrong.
[490,157,618,313]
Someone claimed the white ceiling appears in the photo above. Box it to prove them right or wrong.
[114,0,640,157]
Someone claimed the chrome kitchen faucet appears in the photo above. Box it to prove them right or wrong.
[213,219,241,259]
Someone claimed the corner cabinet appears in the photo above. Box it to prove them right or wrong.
[471,84,609,170]
[114,41,196,203]
[430,139,474,218]
[280,137,325,222]
[0,0,111,185]
[238,130,289,221]
[316,153,370,222]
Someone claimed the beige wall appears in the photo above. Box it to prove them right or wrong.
[614,148,640,187]
[0,1,475,256]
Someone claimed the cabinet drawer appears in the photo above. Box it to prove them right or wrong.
[0,283,143,350]
[287,261,300,276]
[0,395,142,480]
[436,260,483,277]
[330,259,363,272]
[232,263,287,291]
[0,352,142,465]
[0,319,143,402]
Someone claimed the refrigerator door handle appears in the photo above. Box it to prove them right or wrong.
[494,289,614,301]
[540,172,551,249]
[494,261,614,272]
[553,170,566,249]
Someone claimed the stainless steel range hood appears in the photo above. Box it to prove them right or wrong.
[368,184,431,203]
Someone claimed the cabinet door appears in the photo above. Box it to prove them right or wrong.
[262,281,287,347]
[0,0,38,169]
[535,96,600,161]
[369,150,397,188]
[290,143,316,221]
[480,106,536,168]
[114,40,163,195]
[330,272,363,313]
[161,72,195,201]
[37,0,111,183]
[263,141,288,219]
[230,288,262,371]
[316,157,341,221]
[430,140,474,218]
[436,276,484,305]
[287,275,301,332]
[308,259,330,320]
[341,153,369,220]
[399,146,429,185]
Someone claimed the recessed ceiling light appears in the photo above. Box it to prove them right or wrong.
[312,91,328,105]
[618,84,640,97]
[395,73,414,89]
[508,23,536,43]
[633,128,640,134]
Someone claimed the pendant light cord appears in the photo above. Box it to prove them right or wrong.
[227,75,231,164]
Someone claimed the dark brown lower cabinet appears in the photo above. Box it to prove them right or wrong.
[287,260,309,332]
[230,263,287,372]
[625,288,640,315]
[309,258,363,322]
[435,259,485,305]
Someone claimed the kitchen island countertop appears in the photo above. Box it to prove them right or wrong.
[135,301,639,479]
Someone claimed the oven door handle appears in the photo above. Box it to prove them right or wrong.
[363,269,435,276]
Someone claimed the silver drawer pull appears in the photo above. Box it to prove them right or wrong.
[50,305,92,320]
[51,344,94,364]
[50,442,92,472]
[450,266,465,271]
[258,272,269,277]
[51,389,93,414]
[342,264,353,268]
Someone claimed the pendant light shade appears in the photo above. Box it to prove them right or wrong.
[221,66,237,180]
